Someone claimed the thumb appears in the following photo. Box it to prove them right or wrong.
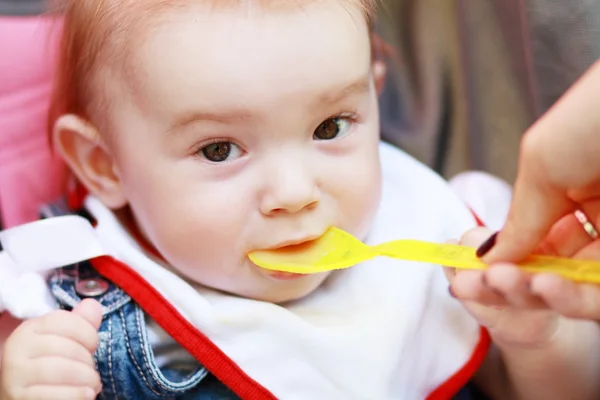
[72,298,103,330]
[460,227,494,248]
[482,168,574,263]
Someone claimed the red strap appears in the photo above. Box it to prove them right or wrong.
[470,210,485,228]
[90,256,276,400]
[426,327,491,400]
[67,181,88,211]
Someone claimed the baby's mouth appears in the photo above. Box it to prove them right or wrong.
[252,237,323,280]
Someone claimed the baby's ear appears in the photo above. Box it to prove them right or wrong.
[373,59,387,95]
[53,115,127,209]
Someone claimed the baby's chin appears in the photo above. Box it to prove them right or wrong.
[236,271,333,304]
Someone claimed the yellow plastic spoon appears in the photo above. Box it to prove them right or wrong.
[248,227,600,284]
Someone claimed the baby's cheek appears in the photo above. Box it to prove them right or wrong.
[346,164,381,233]
[153,212,236,268]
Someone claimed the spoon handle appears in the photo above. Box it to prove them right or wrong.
[374,240,600,284]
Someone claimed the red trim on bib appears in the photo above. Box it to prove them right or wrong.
[470,211,485,228]
[90,256,277,400]
[426,327,491,400]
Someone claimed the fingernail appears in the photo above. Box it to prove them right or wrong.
[476,232,498,258]
[448,286,456,298]
[481,273,501,296]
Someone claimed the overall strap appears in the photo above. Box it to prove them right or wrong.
[90,255,277,400]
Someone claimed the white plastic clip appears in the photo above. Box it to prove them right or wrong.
[0,216,107,319]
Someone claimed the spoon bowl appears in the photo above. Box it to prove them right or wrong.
[249,228,377,274]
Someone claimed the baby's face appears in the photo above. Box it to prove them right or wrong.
[103,1,381,302]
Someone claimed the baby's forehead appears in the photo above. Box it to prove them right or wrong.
[107,2,371,90]
[98,0,370,71]
[82,0,374,127]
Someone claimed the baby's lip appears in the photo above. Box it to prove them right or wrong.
[265,234,323,251]
[265,271,306,280]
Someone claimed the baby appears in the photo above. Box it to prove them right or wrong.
[1,0,599,399]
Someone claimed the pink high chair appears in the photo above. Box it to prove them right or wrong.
[0,14,66,357]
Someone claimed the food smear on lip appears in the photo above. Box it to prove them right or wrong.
[251,239,322,272]
[249,229,346,274]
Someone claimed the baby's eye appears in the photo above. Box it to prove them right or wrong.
[198,141,243,162]
[313,117,352,140]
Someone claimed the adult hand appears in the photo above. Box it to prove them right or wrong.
[477,61,600,319]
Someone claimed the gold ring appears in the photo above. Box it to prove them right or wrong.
[575,210,599,239]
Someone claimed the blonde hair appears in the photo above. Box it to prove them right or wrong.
[48,0,383,137]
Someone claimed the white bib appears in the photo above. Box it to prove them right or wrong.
[86,143,486,399]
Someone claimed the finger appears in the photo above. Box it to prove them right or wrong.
[33,310,100,353]
[572,237,600,260]
[540,213,596,257]
[72,299,103,331]
[25,357,101,390]
[443,266,456,281]
[530,273,600,319]
[484,264,546,309]
[447,231,505,307]
[28,334,95,366]
[459,227,494,248]
[483,152,574,263]
[21,385,97,400]
[443,240,459,281]
[449,269,507,307]
[581,200,600,234]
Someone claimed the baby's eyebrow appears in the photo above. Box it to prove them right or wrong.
[315,75,371,106]
[166,76,370,133]
[167,110,254,133]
